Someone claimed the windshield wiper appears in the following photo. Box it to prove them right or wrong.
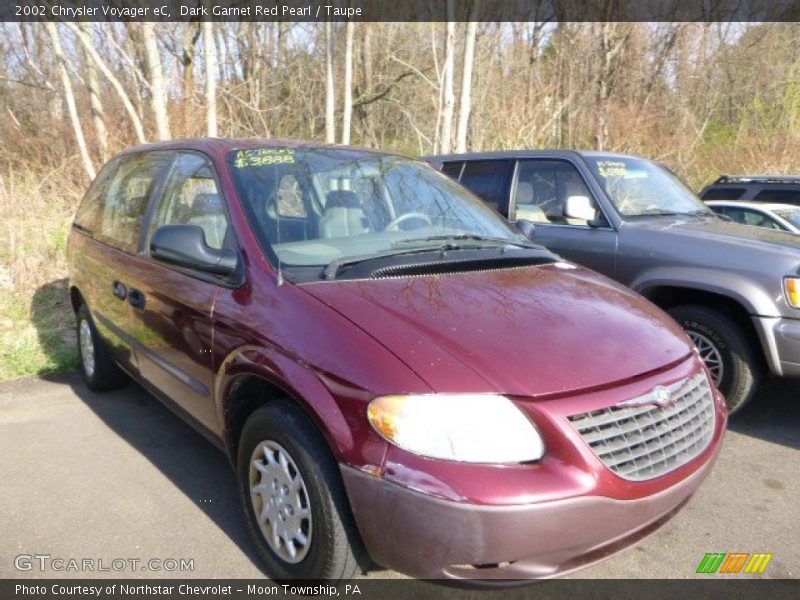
[324,245,464,280]
[324,237,544,280]
[392,234,537,249]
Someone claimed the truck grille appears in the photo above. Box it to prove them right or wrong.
[568,372,716,481]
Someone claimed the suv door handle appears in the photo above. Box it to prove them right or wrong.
[127,288,146,309]
[111,280,127,300]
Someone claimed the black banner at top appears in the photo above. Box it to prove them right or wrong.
[3,0,800,22]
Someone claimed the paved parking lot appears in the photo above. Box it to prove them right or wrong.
[0,371,797,580]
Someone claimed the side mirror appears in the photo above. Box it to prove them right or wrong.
[515,219,536,240]
[151,224,238,277]
[564,195,597,222]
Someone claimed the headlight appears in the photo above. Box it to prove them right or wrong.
[785,277,800,309]
[367,394,545,463]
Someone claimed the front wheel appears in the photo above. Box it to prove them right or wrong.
[668,305,761,414]
[237,401,363,581]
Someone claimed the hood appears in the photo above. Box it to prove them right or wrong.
[302,263,693,397]
[624,215,800,259]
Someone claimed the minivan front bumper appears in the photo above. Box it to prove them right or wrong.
[341,448,720,582]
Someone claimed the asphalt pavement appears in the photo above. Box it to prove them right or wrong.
[0,371,797,580]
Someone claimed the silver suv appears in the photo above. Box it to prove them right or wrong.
[427,150,800,412]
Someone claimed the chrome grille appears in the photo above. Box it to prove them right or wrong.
[568,372,716,481]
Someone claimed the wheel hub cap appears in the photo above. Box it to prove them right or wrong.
[79,319,95,379]
[688,330,724,386]
[249,441,312,563]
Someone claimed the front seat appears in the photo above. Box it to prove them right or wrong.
[186,193,227,248]
[318,190,370,238]
[514,181,547,222]
[557,177,593,225]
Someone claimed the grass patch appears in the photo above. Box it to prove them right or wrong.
[0,167,83,381]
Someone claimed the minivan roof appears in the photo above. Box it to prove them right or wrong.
[115,137,392,158]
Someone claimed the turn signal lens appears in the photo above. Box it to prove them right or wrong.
[785,277,800,309]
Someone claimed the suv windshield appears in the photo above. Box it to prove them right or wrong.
[228,147,528,279]
[585,156,711,218]
[773,207,800,228]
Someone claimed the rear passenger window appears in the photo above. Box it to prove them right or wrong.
[97,152,171,252]
[148,153,230,251]
[74,157,121,234]
[701,187,746,200]
[441,162,464,180]
[459,160,513,211]
[753,189,800,204]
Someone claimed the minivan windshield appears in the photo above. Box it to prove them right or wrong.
[228,147,529,279]
[585,156,711,218]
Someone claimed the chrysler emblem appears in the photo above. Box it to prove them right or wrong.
[652,385,672,407]
[618,384,676,409]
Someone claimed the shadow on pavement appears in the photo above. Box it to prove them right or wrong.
[728,378,800,450]
[40,369,266,574]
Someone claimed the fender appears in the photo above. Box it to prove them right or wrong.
[630,266,779,318]
[214,344,386,470]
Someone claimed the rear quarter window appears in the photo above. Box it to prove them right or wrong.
[701,187,746,200]
[752,188,800,204]
[73,158,121,234]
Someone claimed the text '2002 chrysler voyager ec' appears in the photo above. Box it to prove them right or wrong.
[68,139,726,583]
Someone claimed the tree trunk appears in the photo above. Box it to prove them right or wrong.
[78,23,108,163]
[325,21,336,143]
[142,23,171,140]
[455,3,479,153]
[66,23,147,143]
[203,21,218,137]
[341,21,354,145]
[440,5,456,154]
[47,23,96,179]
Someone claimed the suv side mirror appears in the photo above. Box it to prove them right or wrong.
[564,195,597,222]
[515,219,536,240]
[151,224,238,277]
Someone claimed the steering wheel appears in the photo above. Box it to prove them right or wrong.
[384,212,432,231]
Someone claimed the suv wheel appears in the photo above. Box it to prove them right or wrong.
[76,304,128,392]
[668,305,761,414]
[237,401,363,581]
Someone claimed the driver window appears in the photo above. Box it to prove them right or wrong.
[514,160,598,226]
[148,153,230,251]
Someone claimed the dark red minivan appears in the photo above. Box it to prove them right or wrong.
[68,139,726,582]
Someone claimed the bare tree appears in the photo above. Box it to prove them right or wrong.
[439,4,456,154]
[341,20,355,145]
[455,2,480,153]
[46,23,95,179]
[66,22,147,143]
[141,23,171,140]
[77,23,108,163]
[203,21,217,137]
[325,21,336,143]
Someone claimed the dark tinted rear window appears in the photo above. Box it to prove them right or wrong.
[753,188,800,204]
[459,160,513,211]
[441,161,463,179]
[701,187,746,200]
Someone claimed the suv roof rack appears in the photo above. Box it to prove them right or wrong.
[714,175,800,184]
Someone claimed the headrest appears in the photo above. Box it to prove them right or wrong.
[516,181,534,204]
[326,190,361,209]
[193,193,222,213]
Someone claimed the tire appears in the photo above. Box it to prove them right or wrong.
[668,305,761,414]
[237,401,363,581]
[76,303,128,392]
